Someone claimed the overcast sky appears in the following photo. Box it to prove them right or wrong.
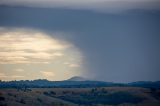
[0,0,160,12]
[0,0,160,82]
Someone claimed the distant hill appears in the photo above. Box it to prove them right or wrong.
[0,77,160,88]
[67,76,88,81]
[128,81,160,88]
[0,78,115,88]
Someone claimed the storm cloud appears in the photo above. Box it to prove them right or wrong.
[0,0,160,12]
[0,1,160,82]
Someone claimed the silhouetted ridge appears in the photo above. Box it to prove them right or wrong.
[67,76,87,81]
[0,78,160,88]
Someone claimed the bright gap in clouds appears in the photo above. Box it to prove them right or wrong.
[0,28,70,64]
[0,27,84,81]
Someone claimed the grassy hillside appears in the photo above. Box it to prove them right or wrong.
[0,87,160,106]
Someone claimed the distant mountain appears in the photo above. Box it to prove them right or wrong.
[67,76,88,81]
[0,77,160,88]
[0,78,115,88]
[128,81,160,88]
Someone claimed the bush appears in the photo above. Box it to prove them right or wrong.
[0,97,5,101]
[50,91,56,95]
[43,92,49,95]
[58,91,144,106]
[7,93,13,96]
[20,99,26,104]
[37,98,42,102]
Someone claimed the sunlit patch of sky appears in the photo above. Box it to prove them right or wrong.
[0,27,84,81]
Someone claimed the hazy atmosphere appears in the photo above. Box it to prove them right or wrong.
[0,0,160,82]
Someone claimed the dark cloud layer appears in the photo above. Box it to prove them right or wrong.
[0,0,160,13]
[0,6,160,82]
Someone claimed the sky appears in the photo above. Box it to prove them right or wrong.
[0,0,160,11]
[0,28,83,81]
[0,0,160,82]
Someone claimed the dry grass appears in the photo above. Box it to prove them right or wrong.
[0,87,160,106]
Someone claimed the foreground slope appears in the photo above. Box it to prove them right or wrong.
[0,87,160,106]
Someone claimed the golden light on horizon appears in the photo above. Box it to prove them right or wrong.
[0,27,84,81]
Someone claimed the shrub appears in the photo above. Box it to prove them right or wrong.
[7,93,13,96]
[37,98,42,102]
[0,97,5,101]
[20,99,26,104]
[58,91,144,106]
[50,91,56,95]
[43,92,49,95]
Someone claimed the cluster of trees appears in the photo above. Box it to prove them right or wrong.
[1,79,160,88]
[0,79,118,88]
[42,88,144,105]
[0,96,6,106]
[57,88,144,106]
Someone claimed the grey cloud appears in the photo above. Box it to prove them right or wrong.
[0,6,160,82]
[0,0,160,12]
